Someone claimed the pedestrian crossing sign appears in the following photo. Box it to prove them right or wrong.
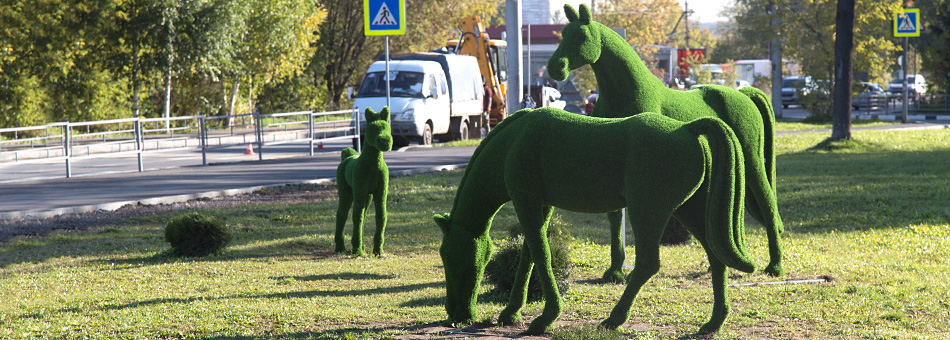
[894,8,920,37]
[364,0,406,36]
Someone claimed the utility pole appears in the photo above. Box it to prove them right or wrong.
[506,0,523,115]
[768,0,783,118]
[684,1,690,50]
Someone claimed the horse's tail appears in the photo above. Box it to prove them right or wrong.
[739,86,776,192]
[688,117,756,273]
[341,147,358,161]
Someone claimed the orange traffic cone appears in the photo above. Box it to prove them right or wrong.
[317,141,324,150]
[244,143,255,155]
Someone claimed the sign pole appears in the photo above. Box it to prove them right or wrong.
[386,36,391,109]
[902,37,909,123]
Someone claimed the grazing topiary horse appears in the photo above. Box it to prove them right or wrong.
[335,107,393,256]
[435,107,756,335]
[548,4,784,280]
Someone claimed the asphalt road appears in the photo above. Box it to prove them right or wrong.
[0,144,477,219]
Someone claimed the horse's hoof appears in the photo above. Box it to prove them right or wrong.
[601,269,625,284]
[497,311,521,325]
[598,318,622,330]
[764,264,785,277]
[523,321,550,335]
[352,249,366,257]
[698,321,722,335]
[334,247,346,254]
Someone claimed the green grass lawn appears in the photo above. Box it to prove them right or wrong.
[2,124,949,339]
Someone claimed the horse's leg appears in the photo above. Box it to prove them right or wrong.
[498,241,533,325]
[334,182,353,253]
[349,193,370,256]
[744,156,785,277]
[698,249,731,334]
[514,203,559,335]
[602,210,626,283]
[372,186,388,256]
[601,209,666,330]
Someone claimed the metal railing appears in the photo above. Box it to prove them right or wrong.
[0,108,359,178]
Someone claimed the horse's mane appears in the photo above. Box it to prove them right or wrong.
[449,109,531,215]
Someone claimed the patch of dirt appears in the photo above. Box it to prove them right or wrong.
[0,183,337,243]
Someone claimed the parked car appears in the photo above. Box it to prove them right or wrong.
[781,76,814,108]
[886,74,928,99]
[853,82,887,110]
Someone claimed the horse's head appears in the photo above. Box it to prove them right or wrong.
[434,213,492,324]
[364,107,393,152]
[548,4,602,81]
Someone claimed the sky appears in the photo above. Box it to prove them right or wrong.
[677,0,732,23]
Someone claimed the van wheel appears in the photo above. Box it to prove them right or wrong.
[458,123,469,141]
[422,124,433,146]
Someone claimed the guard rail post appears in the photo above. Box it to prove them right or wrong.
[200,116,208,166]
[135,118,144,172]
[255,111,263,161]
[308,111,315,156]
[353,108,361,153]
[63,118,72,178]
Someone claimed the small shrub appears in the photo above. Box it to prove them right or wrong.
[485,215,573,301]
[165,212,231,257]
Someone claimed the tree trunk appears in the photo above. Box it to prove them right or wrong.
[831,0,856,140]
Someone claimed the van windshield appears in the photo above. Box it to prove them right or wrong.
[782,78,806,88]
[890,76,916,84]
[356,71,426,98]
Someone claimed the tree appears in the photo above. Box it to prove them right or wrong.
[592,0,681,61]
[831,0,855,140]
[919,0,950,93]
[727,0,901,119]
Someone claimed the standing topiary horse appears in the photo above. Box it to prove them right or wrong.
[335,107,393,256]
[435,107,756,335]
[548,4,784,280]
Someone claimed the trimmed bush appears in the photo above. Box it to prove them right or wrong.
[485,216,573,301]
[165,212,231,257]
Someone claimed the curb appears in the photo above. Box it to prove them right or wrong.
[0,163,468,221]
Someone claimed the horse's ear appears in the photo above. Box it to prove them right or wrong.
[579,3,591,24]
[434,213,451,233]
[364,107,377,122]
[379,106,391,122]
[564,4,579,22]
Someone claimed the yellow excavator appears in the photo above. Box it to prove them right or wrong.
[446,16,508,128]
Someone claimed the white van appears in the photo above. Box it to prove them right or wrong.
[353,53,484,147]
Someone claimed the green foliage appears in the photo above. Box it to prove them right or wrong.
[164,212,231,257]
[485,217,573,301]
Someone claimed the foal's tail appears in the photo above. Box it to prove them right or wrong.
[341,147,358,161]
[688,118,756,273]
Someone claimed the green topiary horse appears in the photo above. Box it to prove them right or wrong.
[435,107,756,335]
[335,107,393,256]
[548,4,784,280]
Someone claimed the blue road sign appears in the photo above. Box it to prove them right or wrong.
[894,9,920,37]
[364,0,406,36]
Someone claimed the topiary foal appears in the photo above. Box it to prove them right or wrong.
[335,107,393,256]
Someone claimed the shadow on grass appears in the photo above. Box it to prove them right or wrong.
[20,280,444,320]
[272,272,398,281]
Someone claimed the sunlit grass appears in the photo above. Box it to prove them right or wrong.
[1,127,949,339]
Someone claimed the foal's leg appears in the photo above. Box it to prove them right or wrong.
[334,183,353,253]
[514,204,559,335]
[602,210,626,283]
[372,186,388,256]
[601,210,666,329]
[349,193,371,256]
[498,241,533,325]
